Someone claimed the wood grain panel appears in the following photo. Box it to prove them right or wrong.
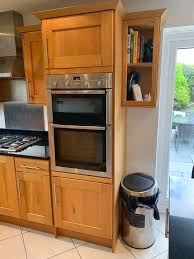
[52,177,112,239]
[42,11,113,70]
[17,172,53,225]
[22,30,47,104]
[15,157,49,175]
[0,156,19,217]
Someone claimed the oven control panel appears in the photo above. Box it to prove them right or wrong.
[45,73,112,89]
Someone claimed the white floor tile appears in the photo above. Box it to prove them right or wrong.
[169,161,193,173]
[0,235,26,259]
[152,250,168,259]
[77,240,135,259]
[23,230,75,259]
[169,171,182,177]
[49,248,80,259]
[0,222,21,241]
[129,229,168,259]
[155,214,165,234]
[72,238,86,247]
[182,171,192,178]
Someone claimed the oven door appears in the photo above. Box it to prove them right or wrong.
[47,89,112,126]
[49,124,112,178]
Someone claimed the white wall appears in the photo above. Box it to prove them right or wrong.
[124,0,194,177]
[123,0,194,28]
[21,0,194,177]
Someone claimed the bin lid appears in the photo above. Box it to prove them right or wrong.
[121,173,158,198]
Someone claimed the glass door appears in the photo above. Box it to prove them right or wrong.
[53,127,106,172]
[51,91,106,126]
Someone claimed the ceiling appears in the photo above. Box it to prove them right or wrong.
[0,0,106,14]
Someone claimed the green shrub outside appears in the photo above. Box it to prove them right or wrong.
[174,63,190,110]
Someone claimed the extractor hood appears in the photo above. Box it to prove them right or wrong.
[0,11,24,78]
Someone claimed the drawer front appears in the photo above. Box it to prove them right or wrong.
[15,157,49,175]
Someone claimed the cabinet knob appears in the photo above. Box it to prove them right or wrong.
[73,208,76,214]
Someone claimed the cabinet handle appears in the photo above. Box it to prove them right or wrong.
[165,208,169,238]
[45,35,49,67]
[17,180,21,199]
[26,79,34,99]
[18,165,40,170]
[17,180,24,199]
[53,184,58,206]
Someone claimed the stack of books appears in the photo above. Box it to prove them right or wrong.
[127,29,145,64]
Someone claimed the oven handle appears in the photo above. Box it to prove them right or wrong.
[50,90,105,95]
[51,123,106,131]
[106,89,112,126]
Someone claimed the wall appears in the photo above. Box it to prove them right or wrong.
[123,0,194,176]
[123,0,194,28]
[21,0,194,177]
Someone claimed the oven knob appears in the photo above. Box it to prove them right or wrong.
[53,81,57,87]
[98,81,102,87]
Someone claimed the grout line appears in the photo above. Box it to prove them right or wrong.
[72,239,83,259]
[119,236,137,259]
[71,238,87,248]
[0,233,23,242]
[151,250,168,258]
[47,247,78,259]
[21,230,29,259]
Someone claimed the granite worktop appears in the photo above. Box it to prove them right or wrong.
[0,129,49,160]
[170,176,194,259]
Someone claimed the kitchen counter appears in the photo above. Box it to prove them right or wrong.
[169,176,194,259]
[0,129,49,160]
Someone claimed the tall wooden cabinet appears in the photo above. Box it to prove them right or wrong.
[17,25,47,104]
[34,0,127,250]
[0,156,19,218]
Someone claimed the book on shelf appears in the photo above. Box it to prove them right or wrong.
[133,31,138,64]
[127,29,145,64]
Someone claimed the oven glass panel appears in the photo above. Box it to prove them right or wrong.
[52,94,106,126]
[54,128,106,172]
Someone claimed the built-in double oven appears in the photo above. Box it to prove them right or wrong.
[46,73,112,178]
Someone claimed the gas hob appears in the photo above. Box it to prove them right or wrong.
[0,134,41,152]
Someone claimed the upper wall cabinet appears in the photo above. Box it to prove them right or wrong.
[17,25,47,105]
[121,9,166,107]
[41,11,113,71]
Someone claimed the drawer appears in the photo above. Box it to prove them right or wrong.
[15,157,49,175]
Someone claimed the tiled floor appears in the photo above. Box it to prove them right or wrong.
[0,215,168,259]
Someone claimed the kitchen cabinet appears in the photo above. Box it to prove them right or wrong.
[0,156,19,218]
[121,9,166,107]
[34,0,127,250]
[41,11,113,70]
[52,176,112,239]
[15,158,53,225]
[18,25,47,104]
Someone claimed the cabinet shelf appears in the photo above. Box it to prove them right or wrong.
[121,100,155,107]
[127,62,153,68]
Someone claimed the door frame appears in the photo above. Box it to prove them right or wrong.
[156,26,194,210]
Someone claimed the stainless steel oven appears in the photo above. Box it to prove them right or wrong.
[46,73,112,178]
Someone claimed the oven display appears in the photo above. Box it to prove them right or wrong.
[73,76,81,81]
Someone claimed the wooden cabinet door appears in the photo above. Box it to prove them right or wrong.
[42,11,113,69]
[22,31,47,104]
[52,177,112,239]
[17,172,53,225]
[0,156,19,217]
